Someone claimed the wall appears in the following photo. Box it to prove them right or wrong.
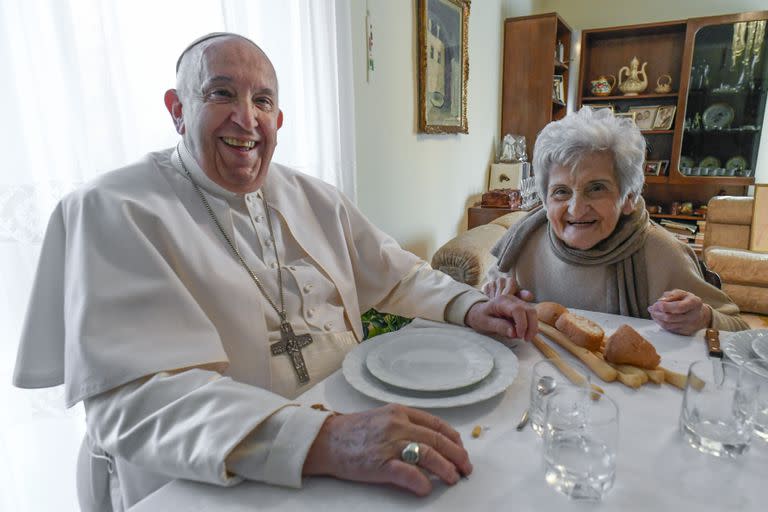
[350,0,534,259]
[537,0,768,185]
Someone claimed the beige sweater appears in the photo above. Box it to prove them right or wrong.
[488,222,748,332]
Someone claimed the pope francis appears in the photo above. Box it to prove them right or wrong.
[13,33,536,511]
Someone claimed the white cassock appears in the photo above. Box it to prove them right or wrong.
[13,144,487,511]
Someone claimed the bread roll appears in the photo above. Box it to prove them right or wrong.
[604,324,661,369]
[536,302,568,327]
[555,312,604,352]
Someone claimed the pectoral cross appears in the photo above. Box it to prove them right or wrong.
[270,322,314,384]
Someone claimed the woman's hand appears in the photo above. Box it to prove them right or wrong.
[482,276,534,302]
[647,289,712,335]
[303,404,471,496]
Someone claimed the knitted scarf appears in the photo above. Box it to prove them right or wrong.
[490,197,651,318]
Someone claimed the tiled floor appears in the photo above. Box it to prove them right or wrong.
[743,313,768,329]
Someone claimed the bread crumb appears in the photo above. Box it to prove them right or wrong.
[471,425,482,438]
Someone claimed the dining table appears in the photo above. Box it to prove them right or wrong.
[130,309,768,511]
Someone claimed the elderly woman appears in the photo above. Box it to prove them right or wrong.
[484,107,748,335]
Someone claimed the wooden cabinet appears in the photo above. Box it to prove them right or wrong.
[467,206,514,230]
[576,12,768,212]
[501,13,572,158]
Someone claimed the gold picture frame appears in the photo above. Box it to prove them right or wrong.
[750,184,768,253]
[417,0,470,134]
[615,112,637,125]
[628,105,659,131]
[652,105,677,130]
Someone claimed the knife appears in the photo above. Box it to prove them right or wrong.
[705,328,723,358]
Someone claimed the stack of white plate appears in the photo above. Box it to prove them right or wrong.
[342,324,518,408]
[722,329,768,365]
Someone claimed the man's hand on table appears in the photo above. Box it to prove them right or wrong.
[466,276,537,341]
[303,404,472,496]
[648,289,712,336]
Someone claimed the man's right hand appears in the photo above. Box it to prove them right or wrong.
[303,404,471,496]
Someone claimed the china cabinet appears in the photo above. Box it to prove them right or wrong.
[501,13,572,159]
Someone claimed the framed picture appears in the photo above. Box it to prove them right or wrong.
[417,0,470,134]
[552,75,565,104]
[589,103,614,113]
[750,184,768,252]
[652,105,677,130]
[615,112,637,125]
[628,105,659,131]
[658,159,669,176]
[644,160,663,176]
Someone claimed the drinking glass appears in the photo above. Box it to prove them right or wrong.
[744,359,768,442]
[680,359,759,457]
[542,387,618,500]
[529,358,590,436]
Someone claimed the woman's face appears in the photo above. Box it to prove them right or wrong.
[545,151,635,250]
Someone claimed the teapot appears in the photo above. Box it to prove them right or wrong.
[618,56,648,96]
[654,74,672,94]
[590,75,616,96]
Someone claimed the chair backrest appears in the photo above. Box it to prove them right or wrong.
[704,196,753,250]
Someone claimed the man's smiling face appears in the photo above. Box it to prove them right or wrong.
[170,36,283,194]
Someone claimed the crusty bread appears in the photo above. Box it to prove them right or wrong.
[604,324,661,369]
[555,312,604,352]
[536,302,568,327]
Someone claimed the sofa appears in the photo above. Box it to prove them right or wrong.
[703,196,768,315]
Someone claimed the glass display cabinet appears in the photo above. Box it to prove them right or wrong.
[673,14,767,185]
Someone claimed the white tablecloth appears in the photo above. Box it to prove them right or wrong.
[131,310,768,511]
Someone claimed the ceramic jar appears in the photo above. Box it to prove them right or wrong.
[590,75,616,96]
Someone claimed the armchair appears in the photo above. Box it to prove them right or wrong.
[703,196,768,315]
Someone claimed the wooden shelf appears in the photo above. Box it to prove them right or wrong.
[644,175,668,184]
[642,130,674,135]
[582,93,679,101]
[649,213,705,221]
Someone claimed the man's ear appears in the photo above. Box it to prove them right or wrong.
[277,109,284,130]
[164,89,185,135]
[621,193,636,215]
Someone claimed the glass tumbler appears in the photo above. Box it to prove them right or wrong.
[680,359,759,457]
[529,358,590,436]
[542,387,618,500]
[744,359,768,442]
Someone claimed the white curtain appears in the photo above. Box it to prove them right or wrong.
[0,1,355,510]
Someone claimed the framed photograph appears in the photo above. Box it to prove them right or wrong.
[628,105,659,131]
[644,160,663,176]
[615,112,637,125]
[589,103,614,113]
[417,0,470,134]
[652,105,677,130]
[750,184,768,252]
[658,159,669,176]
[552,75,565,104]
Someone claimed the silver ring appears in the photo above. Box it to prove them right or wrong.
[400,442,420,465]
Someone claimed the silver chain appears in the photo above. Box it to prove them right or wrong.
[176,147,287,322]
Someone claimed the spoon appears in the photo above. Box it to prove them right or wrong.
[516,375,557,431]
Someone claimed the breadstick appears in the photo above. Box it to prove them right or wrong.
[531,335,605,397]
[538,322,618,382]
[660,366,687,389]
[607,362,647,388]
[642,368,665,384]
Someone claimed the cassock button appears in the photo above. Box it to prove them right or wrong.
[255,215,264,223]
[289,266,297,271]
[269,261,278,269]
[303,283,313,293]
[323,322,333,331]
[307,307,317,317]
[265,239,273,248]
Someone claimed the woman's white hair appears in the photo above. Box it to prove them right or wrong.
[532,106,646,205]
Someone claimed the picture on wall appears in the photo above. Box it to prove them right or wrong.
[417,0,470,134]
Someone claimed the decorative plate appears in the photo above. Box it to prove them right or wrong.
[679,155,695,169]
[343,326,518,408]
[723,329,768,365]
[698,156,721,169]
[725,156,748,172]
[702,103,735,129]
[365,333,495,392]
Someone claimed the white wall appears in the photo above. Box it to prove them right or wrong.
[350,0,534,259]
[350,1,768,260]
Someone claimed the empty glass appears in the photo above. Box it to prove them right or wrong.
[680,360,759,457]
[529,358,590,436]
[744,359,768,442]
[542,387,618,500]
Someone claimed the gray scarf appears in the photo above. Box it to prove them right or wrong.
[491,197,651,318]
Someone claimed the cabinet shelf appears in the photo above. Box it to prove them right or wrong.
[642,130,674,135]
[649,213,705,221]
[582,93,679,102]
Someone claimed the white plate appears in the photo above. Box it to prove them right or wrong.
[723,329,768,365]
[751,331,768,361]
[343,327,518,408]
[365,333,494,392]
[702,102,735,129]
